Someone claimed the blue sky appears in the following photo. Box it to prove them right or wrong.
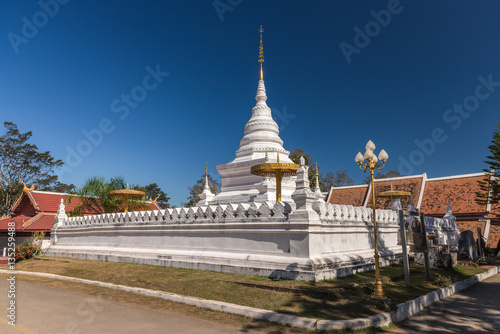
[1,1,499,206]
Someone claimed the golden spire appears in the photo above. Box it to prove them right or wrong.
[258,25,264,80]
[315,162,319,177]
[205,162,208,176]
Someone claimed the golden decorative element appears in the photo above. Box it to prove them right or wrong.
[277,152,280,163]
[377,184,411,202]
[205,162,208,176]
[315,162,319,177]
[258,25,264,80]
[265,151,269,162]
[109,183,145,213]
[19,175,34,192]
[251,161,299,202]
[258,25,264,63]
[149,192,161,203]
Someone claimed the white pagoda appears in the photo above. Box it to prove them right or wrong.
[49,27,425,282]
[210,26,296,204]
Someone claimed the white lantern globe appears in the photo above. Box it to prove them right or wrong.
[378,149,389,162]
[355,152,364,164]
[363,149,374,160]
[365,140,376,151]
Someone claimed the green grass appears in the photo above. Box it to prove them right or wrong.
[2,256,490,322]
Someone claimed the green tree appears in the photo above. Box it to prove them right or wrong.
[68,176,147,215]
[476,122,500,215]
[323,170,354,190]
[182,174,221,208]
[0,122,74,216]
[141,183,170,209]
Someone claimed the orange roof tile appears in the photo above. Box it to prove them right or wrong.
[421,174,488,215]
[326,172,498,218]
[366,176,425,210]
[327,185,368,206]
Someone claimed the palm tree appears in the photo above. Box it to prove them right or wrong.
[67,176,147,216]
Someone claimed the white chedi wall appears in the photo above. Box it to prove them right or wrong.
[212,79,296,204]
[48,159,402,281]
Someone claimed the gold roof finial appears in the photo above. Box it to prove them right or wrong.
[316,162,319,177]
[18,174,34,192]
[149,192,161,203]
[258,25,264,80]
[205,162,208,176]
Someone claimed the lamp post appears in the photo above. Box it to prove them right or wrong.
[355,140,389,300]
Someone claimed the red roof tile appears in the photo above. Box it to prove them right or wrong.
[0,213,56,232]
[12,190,160,216]
[23,214,56,231]
[0,215,35,232]
[30,192,81,212]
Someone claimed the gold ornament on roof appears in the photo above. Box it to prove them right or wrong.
[18,175,34,192]
[149,192,161,203]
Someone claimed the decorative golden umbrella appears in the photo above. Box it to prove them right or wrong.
[377,184,411,203]
[109,184,145,213]
[251,152,299,202]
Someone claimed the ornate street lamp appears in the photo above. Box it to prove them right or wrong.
[355,140,389,300]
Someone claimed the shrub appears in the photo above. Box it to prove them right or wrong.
[15,240,39,263]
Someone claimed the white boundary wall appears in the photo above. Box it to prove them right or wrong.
[47,201,402,281]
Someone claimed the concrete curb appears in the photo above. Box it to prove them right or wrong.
[391,265,500,323]
[1,265,498,331]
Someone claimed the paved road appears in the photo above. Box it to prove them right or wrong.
[0,280,260,334]
[1,274,498,333]
[391,273,500,333]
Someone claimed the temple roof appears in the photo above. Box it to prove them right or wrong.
[2,189,161,233]
[327,172,498,221]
